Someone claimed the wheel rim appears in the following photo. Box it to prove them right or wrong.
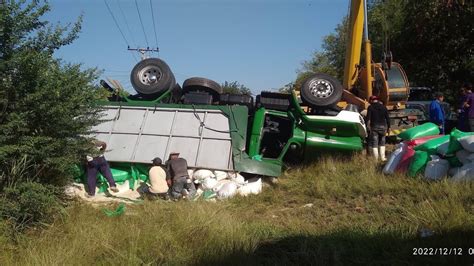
[309,79,334,98]
[138,65,162,86]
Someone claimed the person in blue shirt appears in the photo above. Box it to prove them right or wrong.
[429,93,445,134]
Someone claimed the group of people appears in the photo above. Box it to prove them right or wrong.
[428,82,474,134]
[85,140,195,200]
[365,82,473,161]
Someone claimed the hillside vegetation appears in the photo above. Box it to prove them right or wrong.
[1,155,473,265]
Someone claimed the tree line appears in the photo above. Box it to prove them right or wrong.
[294,0,473,102]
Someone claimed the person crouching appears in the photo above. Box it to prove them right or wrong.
[141,157,170,200]
[166,152,196,200]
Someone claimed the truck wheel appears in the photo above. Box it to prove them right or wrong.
[182,77,222,102]
[130,58,175,96]
[300,73,343,108]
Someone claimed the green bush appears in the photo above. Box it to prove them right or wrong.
[0,182,64,232]
[0,0,101,189]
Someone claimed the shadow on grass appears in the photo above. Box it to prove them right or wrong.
[195,229,474,266]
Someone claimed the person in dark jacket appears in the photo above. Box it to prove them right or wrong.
[366,96,390,161]
[457,83,472,131]
[86,140,119,197]
[429,93,445,134]
[166,152,196,199]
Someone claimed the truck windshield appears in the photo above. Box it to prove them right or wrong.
[386,65,407,89]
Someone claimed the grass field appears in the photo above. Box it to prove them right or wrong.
[1,154,473,265]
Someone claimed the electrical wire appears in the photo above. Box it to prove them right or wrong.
[134,0,150,48]
[116,0,138,48]
[149,0,160,54]
[103,0,138,62]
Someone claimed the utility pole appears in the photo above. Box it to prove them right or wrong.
[127,46,159,60]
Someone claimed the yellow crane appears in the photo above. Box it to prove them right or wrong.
[340,0,418,135]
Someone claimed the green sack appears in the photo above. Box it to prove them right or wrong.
[98,168,130,183]
[408,151,430,177]
[103,203,126,217]
[444,128,474,155]
[398,123,440,141]
[414,135,450,154]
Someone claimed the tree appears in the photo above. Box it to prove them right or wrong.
[221,81,252,95]
[0,1,101,188]
[297,0,473,102]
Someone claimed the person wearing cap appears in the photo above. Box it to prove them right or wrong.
[141,157,169,200]
[366,95,390,161]
[85,140,119,197]
[166,152,196,199]
[429,93,445,134]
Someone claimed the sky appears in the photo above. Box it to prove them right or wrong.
[46,0,349,94]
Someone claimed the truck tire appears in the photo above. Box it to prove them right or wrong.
[300,73,343,108]
[182,77,222,102]
[130,58,175,96]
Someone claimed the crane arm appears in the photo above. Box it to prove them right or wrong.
[342,0,373,100]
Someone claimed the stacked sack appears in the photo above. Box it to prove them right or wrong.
[383,123,474,181]
[192,169,262,200]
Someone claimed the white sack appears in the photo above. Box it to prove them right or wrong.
[187,169,194,177]
[201,177,218,190]
[217,182,238,199]
[229,172,246,185]
[424,155,449,180]
[383,143,406,175]
[452,162,474,182]
[237,177,262,196]
[214,170,229,181]
[213,179,232,192]
[456,149,471,165]
[448,167,462,177]
[193,169,215,181]
[467,153,474,162]
[459,135,474,153]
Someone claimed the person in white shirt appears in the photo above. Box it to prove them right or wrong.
[141,157,170,200]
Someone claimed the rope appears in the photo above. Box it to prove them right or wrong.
[191,105,238,134]
[135,0,150,48]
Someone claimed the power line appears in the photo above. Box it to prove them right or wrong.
[149,0,159,53]
[103,0,138,62]
[134,0,150,48]
[116,0,137,48]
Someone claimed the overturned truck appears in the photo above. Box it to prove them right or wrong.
[77,58,367,187]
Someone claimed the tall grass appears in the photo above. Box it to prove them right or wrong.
[1,154,473,265]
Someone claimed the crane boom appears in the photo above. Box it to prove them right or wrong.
[343,0,373,99]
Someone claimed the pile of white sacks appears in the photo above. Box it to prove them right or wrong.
[446,135,474,181]
[190,169,263,200]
